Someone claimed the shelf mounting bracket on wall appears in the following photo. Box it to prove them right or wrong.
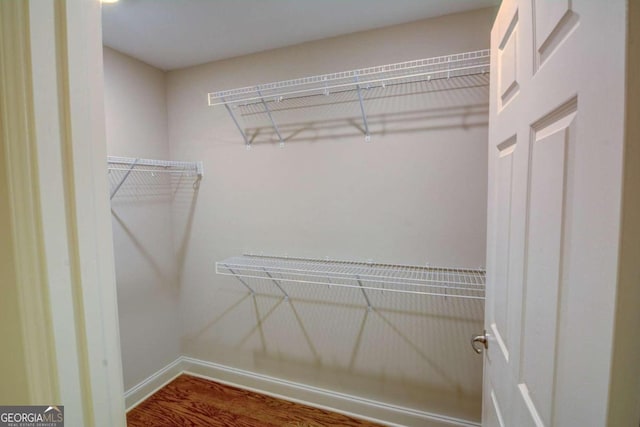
[110,157,140,199]
[257,89,285,148]
[354,74,371,142]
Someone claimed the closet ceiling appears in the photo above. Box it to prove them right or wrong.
[101,0,499,70]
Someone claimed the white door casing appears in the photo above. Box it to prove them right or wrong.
[484,1,627,426]
[0,0,127,425]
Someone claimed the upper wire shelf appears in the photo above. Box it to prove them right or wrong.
[208,50,490,106]
[207,50,490,146]
[107,156,203,200]
[216,254,485,306]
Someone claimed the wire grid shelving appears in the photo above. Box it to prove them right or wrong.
[107,156,203,200]
[208,50,490,106]
[207,50,490,146]
[216,255,486,304]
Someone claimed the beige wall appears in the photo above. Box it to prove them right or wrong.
[103,47,181,391]
[166,8,494,422]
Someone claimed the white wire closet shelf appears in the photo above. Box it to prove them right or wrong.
[216,255,486,304]
[107,156,203,199]
[207,50,490,146]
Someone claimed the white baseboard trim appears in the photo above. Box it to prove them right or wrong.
[124,356,480,426]
[124,357,184,411]
[181,356,480,427]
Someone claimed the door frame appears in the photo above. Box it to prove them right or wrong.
[0,1,125,426]
[608,0,640,424]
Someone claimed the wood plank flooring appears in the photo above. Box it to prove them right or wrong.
[127,374,383,426]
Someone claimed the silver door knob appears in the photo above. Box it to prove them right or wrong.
[471,330,488,354]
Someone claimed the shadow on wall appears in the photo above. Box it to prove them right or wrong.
[174,187,200,285]
[109,172,200,293]
[109,159,201,390]
[229,74,489,146]
[184,276,484,419]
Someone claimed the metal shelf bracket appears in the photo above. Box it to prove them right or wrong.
[110,158,140,200]
[354,74,371,142]
[225,264,255,294]
[356,275,373,311]
[222,97,251,149]
[263,268,290,300]
[257,89,285,148]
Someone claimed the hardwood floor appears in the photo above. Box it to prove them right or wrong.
[127,374,383,426]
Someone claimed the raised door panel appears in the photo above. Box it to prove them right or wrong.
[491,136,516,363]
[533,0,579,69]
[498,12,519,109]
[483,386,507,427]
[517,100,577,426]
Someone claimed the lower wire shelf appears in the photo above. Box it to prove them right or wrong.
[216,255,485,304]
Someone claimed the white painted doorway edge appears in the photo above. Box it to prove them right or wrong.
[0,1,126,426]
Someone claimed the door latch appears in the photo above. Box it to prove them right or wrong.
[471,330,488,354]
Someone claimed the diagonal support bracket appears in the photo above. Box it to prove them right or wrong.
[225,265,255,294]
[263,268,289,300]
[257,89,285,147]
[222,97,251,149]
[110,158,140,200]
[355,275,372,311]
[354,75,371,142]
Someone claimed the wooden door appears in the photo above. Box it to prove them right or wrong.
[483,0,627,425]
